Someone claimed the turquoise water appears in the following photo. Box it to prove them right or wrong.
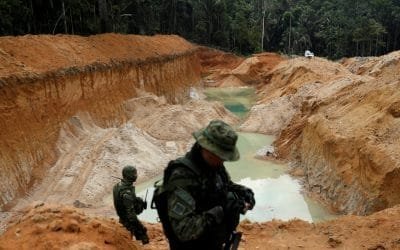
[134,87,336,223]
[204,87,256,118]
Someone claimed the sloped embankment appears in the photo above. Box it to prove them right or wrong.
[0,34,201,210]
[244,54,400,215]
[0,204,139,250]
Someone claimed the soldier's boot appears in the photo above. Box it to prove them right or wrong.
[141,234,149,245]
[134,230,149,245]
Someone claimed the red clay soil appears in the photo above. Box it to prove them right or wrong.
[0,33,196,78]
[197,48,285,87]
[196,46,244,75]
[0,34,201,211]
[0,204,139,250]
[2,204,400,250]
[146,206,400,249]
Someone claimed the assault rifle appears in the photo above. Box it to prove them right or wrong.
[224,231,242,250]
[143,189,148,209]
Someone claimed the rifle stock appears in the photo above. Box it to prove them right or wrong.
[224,231,242,250]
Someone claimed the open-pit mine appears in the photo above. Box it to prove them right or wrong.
[0,34,399,250]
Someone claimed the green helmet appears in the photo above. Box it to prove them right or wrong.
[193,119,240,161]
[122,165,137,182]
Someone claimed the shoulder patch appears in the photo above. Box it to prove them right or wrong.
[168,187,195,219]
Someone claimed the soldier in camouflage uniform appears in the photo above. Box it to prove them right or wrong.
[159,120,256,250]
[113,165,149,244]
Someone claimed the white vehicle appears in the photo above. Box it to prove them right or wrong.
[304,50,314,58]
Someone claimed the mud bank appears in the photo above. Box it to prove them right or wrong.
[0,34,201,210]
[244,53,400,215]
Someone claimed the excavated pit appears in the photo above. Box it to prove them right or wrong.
[0,34,201,210]
[243,54,400,215]
[1,34,400,249]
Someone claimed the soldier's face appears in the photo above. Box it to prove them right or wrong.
[201,148,224,169]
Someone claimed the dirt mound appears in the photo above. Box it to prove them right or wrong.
[258,57,351,103]
[130,98,240,140]
[198,50,284,87]
[0,33,196,78]
[238,204,400,249]
[217,75,246,87]
[342,50,400,83]
[0,204,139,250]
[231,52,284,85]
[196,46,244,75]
[247,52,400,215]
[240,57,364,135]
[2,203,400,250]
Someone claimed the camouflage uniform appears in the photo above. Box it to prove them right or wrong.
[113,166,149,244]
[161,120,255,250]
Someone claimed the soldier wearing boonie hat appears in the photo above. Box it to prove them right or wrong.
[155,119,255,250]
[192,119,240,162]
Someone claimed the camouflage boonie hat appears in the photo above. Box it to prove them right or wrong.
[193,120,240,161]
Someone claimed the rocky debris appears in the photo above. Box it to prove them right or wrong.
[255,146,278,161]
[73,200,92,208]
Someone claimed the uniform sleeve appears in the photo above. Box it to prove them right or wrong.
[122,190,139,222]
[167,167,216,242]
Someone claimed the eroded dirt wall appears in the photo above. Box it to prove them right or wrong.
[0,34,201,210]
[269,54,400,215]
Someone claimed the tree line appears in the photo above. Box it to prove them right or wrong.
[1,0,399,58]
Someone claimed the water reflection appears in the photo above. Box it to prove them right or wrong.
[237,176,312,222]
[136,133,336,223]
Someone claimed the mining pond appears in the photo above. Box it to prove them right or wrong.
[135,87,337,223]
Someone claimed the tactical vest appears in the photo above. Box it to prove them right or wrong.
[113,182,143,221]
[151,156,231,248]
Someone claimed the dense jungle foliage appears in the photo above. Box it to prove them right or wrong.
[1,0,400,58]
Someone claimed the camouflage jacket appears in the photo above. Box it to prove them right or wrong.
[113,180,145,222]
[164,144,254,250]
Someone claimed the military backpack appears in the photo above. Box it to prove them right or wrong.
[151,157,200,241]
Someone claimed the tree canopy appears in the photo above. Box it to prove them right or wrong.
[1,0,399,58]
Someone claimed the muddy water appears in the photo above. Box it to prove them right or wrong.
[135,87,336,223]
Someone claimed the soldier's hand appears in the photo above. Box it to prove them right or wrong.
[205,205,224,224]
[225,198,245,215]
[242,202,251,214]
[244,189,255,210]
